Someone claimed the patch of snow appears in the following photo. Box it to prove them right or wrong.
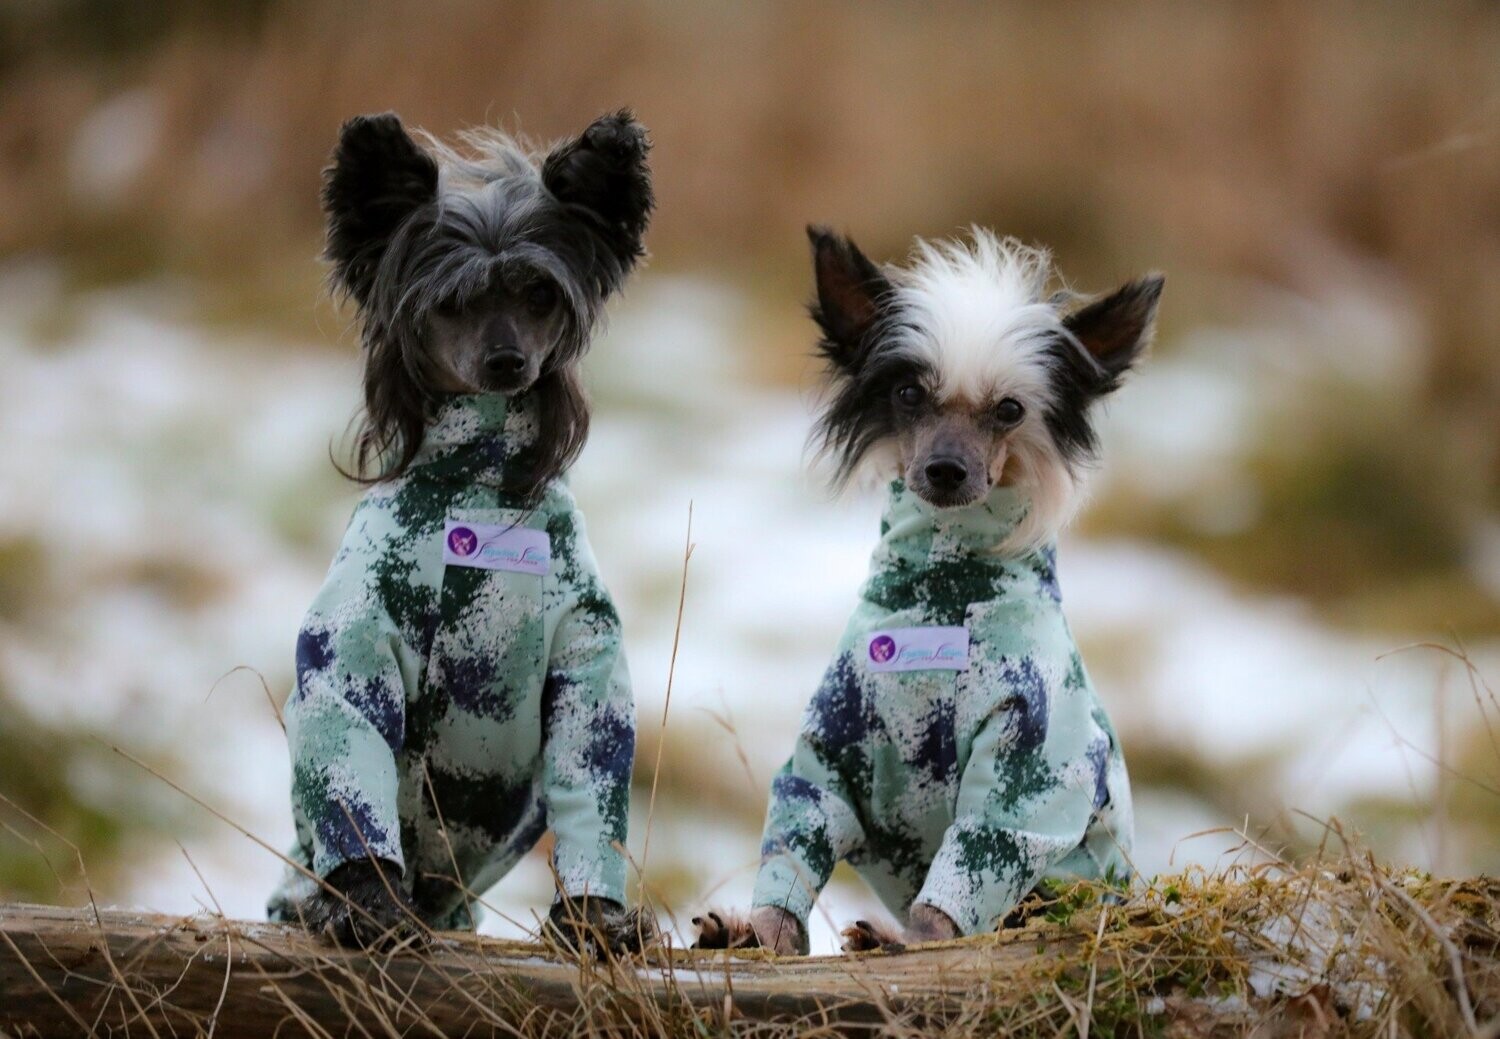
[0,269,1489,935]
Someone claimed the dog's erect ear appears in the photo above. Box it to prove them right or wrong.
[542,110,654,285]
[808,226,890,370]
[322,112,439,304]
[1062,274,1164,385]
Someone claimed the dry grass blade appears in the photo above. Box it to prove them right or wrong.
[175,843,233,1038]
[1369,865,1478,1035]
[205,663,286,732]
[639,500,694,877]
[0,790,164,1039]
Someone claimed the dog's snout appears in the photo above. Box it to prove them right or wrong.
[485,350,528,377]
[924,457,969,491]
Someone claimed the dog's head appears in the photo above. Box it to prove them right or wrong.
[322,110,653,495]
[807,226,1162,553]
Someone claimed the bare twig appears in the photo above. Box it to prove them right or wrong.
[640,501,694,876]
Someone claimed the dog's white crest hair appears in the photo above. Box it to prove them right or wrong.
[887,229,1085,555]
[891,230,1061,403]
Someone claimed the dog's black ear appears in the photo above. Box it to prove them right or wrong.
[808,226,890,371]
[322,112,439,305]
[1062,274,1164,387]
[542,110,654,289]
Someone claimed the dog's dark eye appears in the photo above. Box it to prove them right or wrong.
[994,397,1025,425]
[895,384,927,408]
[524,281,558,317]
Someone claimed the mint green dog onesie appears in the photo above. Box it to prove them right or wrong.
[751,481,1132,939]
[268,393,633,930]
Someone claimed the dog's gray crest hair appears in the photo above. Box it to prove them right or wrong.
[322,110,653,501]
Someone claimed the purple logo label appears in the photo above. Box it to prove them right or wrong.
[447,526,478,557]
[867,627,970,673]
[442,518,551,575]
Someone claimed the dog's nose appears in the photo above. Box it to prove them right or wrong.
[924,457,969,491]
[485,350,527,378]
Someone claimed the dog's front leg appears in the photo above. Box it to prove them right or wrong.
[906,902,960,942]
[749,905,805,954]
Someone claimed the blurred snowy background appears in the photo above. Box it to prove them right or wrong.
[0,2,1497,954]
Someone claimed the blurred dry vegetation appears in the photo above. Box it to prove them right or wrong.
[1,1,1499,902]
[3,0,1498,591]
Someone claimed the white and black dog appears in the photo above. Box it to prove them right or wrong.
[696,228,1159,954]
[808,227,1160,536]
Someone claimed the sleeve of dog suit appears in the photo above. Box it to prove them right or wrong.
[751,657,870,928]
[540,512,635,906]
[284,503,416,880]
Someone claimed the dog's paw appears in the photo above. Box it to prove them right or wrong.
[692,910,759,950]
[599,904,658,955]
[295,859,424,951]
[546,897,656,960]
[840,919,906,955]
[694,906,804,955]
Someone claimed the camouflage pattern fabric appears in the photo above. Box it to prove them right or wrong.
[267,393,633,930]
[751,480,1133,938]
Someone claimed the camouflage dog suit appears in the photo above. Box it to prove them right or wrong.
[752,481,1133,939]
[267,393,633,929]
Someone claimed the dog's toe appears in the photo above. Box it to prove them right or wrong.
[693,910,758,950]
[841,919,905,954]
